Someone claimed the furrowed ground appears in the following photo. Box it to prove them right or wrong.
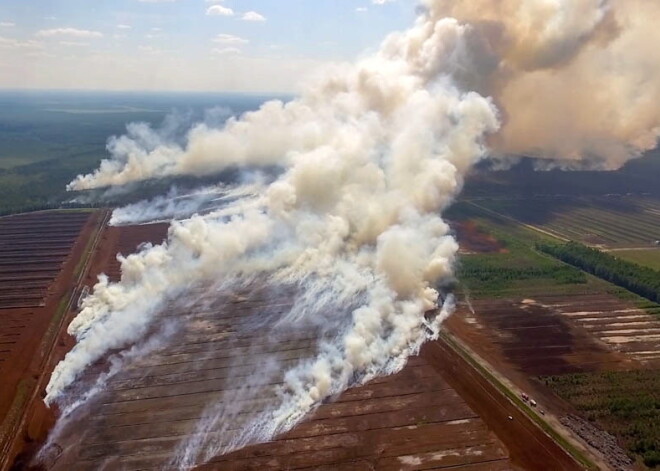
[447,198,660,470]
[470,196,660,249]
[0,210,106,470]
[17,223,581,471]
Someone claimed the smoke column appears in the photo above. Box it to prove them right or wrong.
[45,0,660,467]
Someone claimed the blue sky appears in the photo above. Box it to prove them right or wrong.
[0,0,416,93]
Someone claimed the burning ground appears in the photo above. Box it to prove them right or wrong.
[39,0,660,468]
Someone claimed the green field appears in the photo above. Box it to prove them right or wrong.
[471,197,660,248]
[447,202,605,298]
[543,370,660,469]
[614,249,660,271]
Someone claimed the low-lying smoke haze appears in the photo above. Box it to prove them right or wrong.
[43,0,660,468]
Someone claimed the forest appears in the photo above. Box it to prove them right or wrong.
[537,241,660,303]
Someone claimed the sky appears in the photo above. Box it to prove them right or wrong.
[0,0,416,93]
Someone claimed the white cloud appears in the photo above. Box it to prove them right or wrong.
[36,28,103,39]
[242,11,266,22]
[212,47,241,55]
[206,5,234,16]
[59,41,89,47]
[0,36,42,49]
[212,33,248,44]
[117,24,132,30]
[372,0,395,4]
[0,22,15,27]
[356,7,368,12]
[139,45,162,53]
[137,0,177,3]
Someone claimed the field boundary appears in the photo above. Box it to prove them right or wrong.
[0,209,109,471]
[438,331,599,470]
[464,200,570,242]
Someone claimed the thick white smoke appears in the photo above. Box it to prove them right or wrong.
[48,12,500,404]
[45,0,660,467]
[108,182,263,226]
[429,0,660,168]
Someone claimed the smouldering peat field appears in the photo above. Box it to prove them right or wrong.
[30,223,528,471]
[1,219,595,471]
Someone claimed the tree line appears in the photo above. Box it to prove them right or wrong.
[537,241,660,303]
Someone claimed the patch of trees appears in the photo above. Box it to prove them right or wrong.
[537,241,660,303]
[543,370,660,469]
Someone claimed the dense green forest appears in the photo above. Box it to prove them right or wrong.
[537,241,660,303]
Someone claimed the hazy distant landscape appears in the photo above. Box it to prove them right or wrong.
[2,89,659,218]
[0,91,285,215]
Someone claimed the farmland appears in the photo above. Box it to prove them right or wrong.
[446,199,660,469]
[0,210,105,468]
[469,196,660,248]
[447,202,599,298]
[614,249,660,271]
[9,222,586,471]
[537,241,660,304]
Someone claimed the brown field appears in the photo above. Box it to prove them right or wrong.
[7,222,588,471]
[0,210,105,469]
[452,221,507,254]
[36,277,519,471]
[448,296,639,377]
[537,295,660,365]
[446,291,660,470]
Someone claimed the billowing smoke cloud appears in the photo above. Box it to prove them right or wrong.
[68,0,660,191]
[430,0,660,168]
[45,0,660,468]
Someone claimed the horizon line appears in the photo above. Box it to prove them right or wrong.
[0,87,295,97]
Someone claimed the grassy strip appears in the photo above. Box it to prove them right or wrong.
[0,379,34,459]
[37,294,72,361]
[72,211,106,280]
[440,332,598,470]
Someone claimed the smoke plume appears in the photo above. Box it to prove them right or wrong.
[45,0,660,468]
